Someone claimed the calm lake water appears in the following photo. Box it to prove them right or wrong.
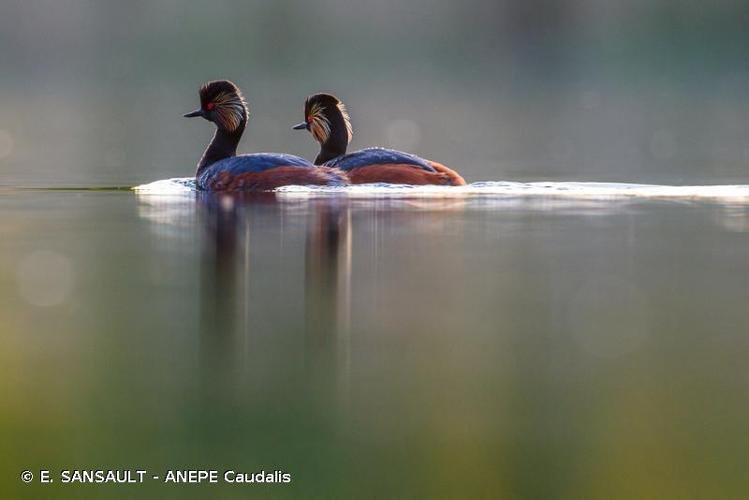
[3,186,749,499]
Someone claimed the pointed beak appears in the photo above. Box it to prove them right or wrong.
[184,109,204,118]
[292,122,308,130]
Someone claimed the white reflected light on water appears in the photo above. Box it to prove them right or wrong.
[134,178,749,204]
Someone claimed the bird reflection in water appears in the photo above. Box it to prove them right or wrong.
[196,192,250,386]
[195,192,352,405]
[304,201,352,409]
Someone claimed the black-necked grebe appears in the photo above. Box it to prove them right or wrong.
[292,93,465,186]
[185,81,347,191]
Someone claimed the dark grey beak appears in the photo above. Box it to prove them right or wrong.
[292,122,308,130]
[184,109,204,118]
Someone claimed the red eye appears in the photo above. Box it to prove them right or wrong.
[206,102,215,111]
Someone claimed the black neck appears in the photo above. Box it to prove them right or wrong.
[315,141,346,164]
[196,121,245,176]
[314,111,349,164]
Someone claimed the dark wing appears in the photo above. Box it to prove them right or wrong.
[324,148,436,172]
[211,153,313,173]
[199,153,314,186]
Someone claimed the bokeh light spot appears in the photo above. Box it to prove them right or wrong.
[385,119,422,152]
[0,129,14,159]
[17,251,75,307]
[570,278,650,358]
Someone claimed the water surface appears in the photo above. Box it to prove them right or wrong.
[3,185,749,499]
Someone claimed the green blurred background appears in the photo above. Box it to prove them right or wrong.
[1,0,749,186]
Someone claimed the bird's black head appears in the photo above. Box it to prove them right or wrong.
[184,80,248,132]
[293,93,352,147]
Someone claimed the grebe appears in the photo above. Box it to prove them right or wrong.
[185,81,347,191]
[293,93,466,186]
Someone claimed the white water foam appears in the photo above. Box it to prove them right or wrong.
[134,177,196,194]
[133,178,749,203]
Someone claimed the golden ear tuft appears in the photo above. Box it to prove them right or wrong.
[308,102,331,144]
[212,90,248,132]
[337,101,353,143]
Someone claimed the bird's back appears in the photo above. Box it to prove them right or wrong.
[323,148,436,172]
[198,153,345,191]
[203,153,313,175]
